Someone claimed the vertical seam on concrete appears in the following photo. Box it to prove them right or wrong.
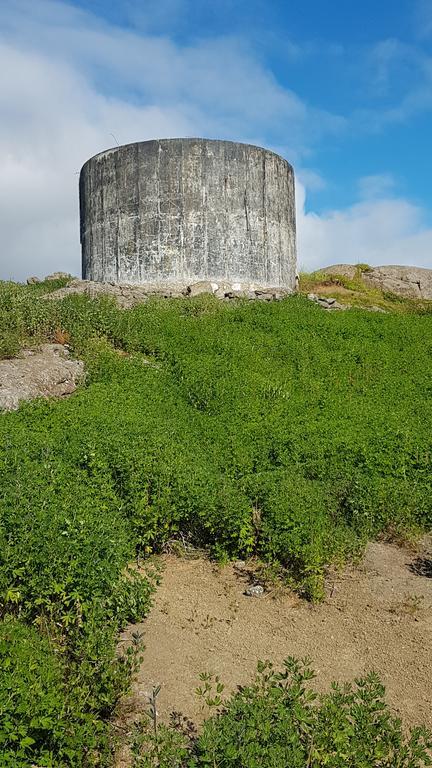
[278,167,282,287]
[135,142,141,282]
[263,153,268,284]
[179,139,184,279]
[244,190,250,235]
[202,140,208,278]
[114,151,120,282]
[223,142,228,279]
[157,141,161,271]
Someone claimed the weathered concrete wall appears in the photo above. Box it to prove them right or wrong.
[80,138,297,288]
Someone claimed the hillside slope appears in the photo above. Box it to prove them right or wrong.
[1,278,431,766]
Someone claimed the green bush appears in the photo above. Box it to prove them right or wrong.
[0,618,116,768]
[0,619,66,767]
[131,658,432,767]
[0,329,22,359]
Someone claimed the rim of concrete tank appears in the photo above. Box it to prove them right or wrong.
[80,138,295,176]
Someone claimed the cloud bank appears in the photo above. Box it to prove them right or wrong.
[0,0,431,281]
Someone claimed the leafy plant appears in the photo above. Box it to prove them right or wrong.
[131,659,432,767]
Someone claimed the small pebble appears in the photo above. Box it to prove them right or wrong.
[244,584,264,597]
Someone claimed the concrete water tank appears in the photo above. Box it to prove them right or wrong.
[79,138,297,288]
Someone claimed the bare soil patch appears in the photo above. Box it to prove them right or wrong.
[117,539,432,762]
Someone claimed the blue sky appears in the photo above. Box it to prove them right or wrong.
[1,0,432,279]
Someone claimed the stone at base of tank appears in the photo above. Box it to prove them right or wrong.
[44,278,294,308]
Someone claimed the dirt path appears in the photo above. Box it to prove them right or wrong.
[117,539,432,762]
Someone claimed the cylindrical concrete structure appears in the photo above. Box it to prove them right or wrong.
[79,138,296,288]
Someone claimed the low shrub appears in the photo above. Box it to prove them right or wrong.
[0,619,67,767]
[132,658,432,767]
[0,618,120,768]
[0,329,22,359]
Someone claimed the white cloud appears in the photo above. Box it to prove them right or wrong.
[357,36,432,130]
[357,174,397,200]
[415,0,432,39]
[296,169,327,192]
[0,38,195,280]
[297,181,432,272]
[366,38,406,95]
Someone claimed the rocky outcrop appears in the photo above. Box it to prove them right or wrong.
[322,265,359,280]
[322,265,432,300]
[363,266,432,299]
[0,344,84,411]
[26,272,72,285]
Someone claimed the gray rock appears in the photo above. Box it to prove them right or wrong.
[362,266,432,299]
[321,264,432,300]
[186,281,217,297]
[44,271,71,281]
[214,287,228,299]
[225,289,256,300]
[255,292,273,301]
[307,293,348,311]
[244,584,264,597]
[321,264,358,280]
[26,276,41,285]
[0,345,84,411]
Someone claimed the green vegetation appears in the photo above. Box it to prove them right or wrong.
[132,659,432,767]
[1,278,431,765]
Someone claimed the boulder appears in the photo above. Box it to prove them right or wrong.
[0,345,84,411]
[307,294,348,311]
[44,271,72,281]
[321,264,432,300]
[362,266,432,299]
[186,281,217,297]
[224,289,256,300]
[320,264,358,279]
